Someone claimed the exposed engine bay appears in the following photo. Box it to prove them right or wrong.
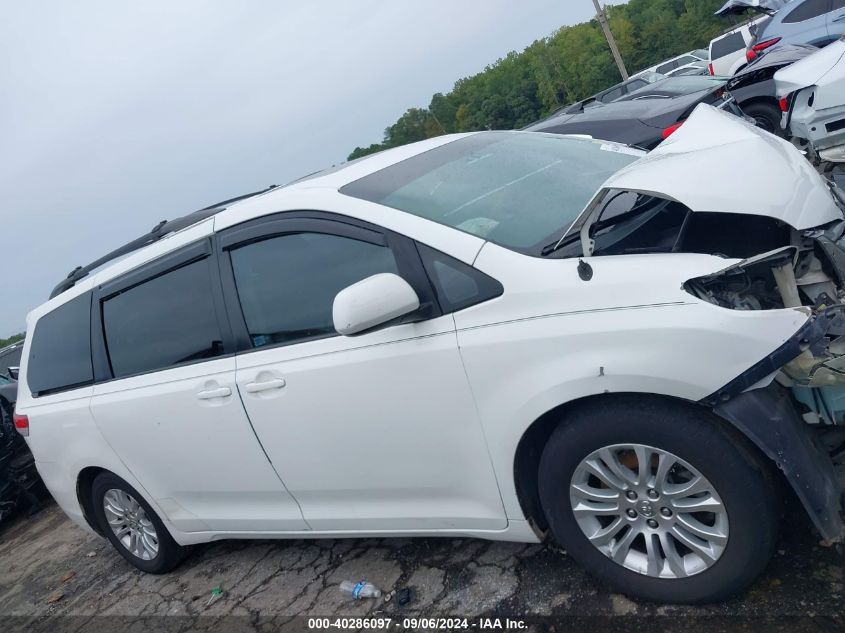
[683,214,845,427]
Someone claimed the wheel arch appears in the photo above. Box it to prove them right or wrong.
[738,94,779,111]
[513,392,702,533]
[511,389,838,541]
[77,466,109,536]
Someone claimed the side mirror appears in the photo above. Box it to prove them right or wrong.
[7,367,18,380]
[333,273,420,336]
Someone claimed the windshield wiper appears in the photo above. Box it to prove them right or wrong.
[541,232,581,256]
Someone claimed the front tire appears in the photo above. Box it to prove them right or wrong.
[91,472,188,573]
[538,396,779,603]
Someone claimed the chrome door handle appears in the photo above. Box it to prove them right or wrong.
[197,387,232,400]
[244,378,286,393]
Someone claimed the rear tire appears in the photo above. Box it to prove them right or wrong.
[538,396,779,604]
[91,472,188,573]
[743,102,783,136]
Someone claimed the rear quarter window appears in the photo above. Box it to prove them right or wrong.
[27,292,94,396]
[711,32,745,59]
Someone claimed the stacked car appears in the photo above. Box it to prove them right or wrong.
[776,34,845,165]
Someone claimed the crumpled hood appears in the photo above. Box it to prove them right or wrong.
[775,39,845,101]
[715,0,787,15]
[600,104,843,230]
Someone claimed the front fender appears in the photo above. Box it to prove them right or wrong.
[712,384,845,543]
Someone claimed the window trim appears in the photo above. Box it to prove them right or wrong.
[216,211,441,355]
[90,237,235,383]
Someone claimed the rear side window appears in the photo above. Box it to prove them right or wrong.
[417,244,503,313]
[27,292,93,396]
[229,232,399,348]
[657,61,676,73]
[783,0,830,22]
[711,32,745,58]
[102,259,224,378]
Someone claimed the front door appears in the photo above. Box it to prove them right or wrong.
[220,216,507,531]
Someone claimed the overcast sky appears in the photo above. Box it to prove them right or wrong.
[1,0,610,337]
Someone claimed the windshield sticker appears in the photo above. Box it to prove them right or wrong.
[599,143,645,157]
[457,217,500,237]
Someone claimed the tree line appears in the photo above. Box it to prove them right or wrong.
[349,0,733,160]
[0,333,24,349]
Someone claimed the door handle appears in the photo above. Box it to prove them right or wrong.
[196,386,232,400]
[834,13,845,22]
[244,378,286,393]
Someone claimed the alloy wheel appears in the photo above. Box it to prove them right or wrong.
[102,488,159,560]
[569,443,729,578]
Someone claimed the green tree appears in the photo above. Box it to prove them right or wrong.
[348,0,728,160]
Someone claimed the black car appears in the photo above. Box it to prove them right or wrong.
[0,371,45,523]
[525,76,744,149]
[559,72,664,114]
[726,43,818,134]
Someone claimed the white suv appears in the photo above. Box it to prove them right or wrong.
[14,105,845,604]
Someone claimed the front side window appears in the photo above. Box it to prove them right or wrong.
[102,259,224,378]
[229,232,399,349]
[340,132,640,255]
[417,243,503,313]
[27,292,93,396]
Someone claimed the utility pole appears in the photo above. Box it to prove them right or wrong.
[591,0,629,80]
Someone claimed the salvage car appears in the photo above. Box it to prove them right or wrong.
[745,0,845,59]
[525,75,745,149]
[13,105,845,604]
[727,43,818,132]
[557,72,664,114]
[776,34,845,164]
[0,371,44,522]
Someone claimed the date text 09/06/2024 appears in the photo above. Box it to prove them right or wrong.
[307,617,528,630]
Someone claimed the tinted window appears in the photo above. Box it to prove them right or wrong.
[417,244,503,313]
[675,56,697,66]
[340,132,640,254]
[711,32,745,58]
[102,259,224,378]
[783,0,830,22]
[27,292,93,396]
[626,79,647,91]
[834,0,845,8]
[657,61,676,73]
[230,232,399,348]
[599,86,624,102]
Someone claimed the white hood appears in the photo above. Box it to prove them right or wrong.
[601,105,843,230]
[775,38,845,104]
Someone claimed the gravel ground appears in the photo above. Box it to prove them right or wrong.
[0,501,842,633]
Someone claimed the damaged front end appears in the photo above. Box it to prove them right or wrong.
[688,230,845,543]
[580,104,845,542]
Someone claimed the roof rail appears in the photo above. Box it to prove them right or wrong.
[49,185,277,299]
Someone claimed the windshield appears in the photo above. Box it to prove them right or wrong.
[340,132,642,254]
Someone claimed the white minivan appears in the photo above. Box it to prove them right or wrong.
[14,106,845,604]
